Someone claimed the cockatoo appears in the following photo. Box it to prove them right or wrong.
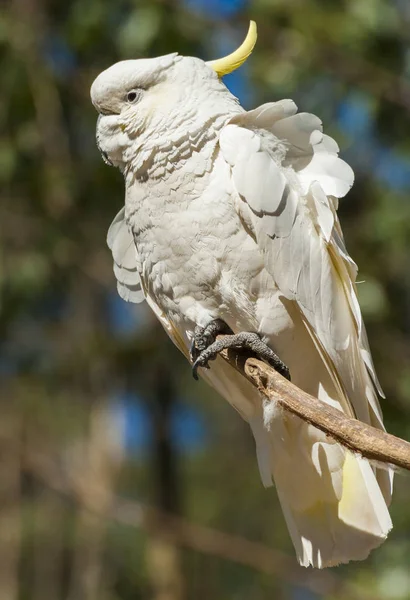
[91,22,393,568]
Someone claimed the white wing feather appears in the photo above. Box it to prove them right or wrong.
[219,108,384,424]
[107,210,189,358]
[107,208,145,303]
[219,102,393,567]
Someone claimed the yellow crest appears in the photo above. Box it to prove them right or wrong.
[206,21,257,77]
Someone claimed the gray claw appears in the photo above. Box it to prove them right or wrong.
[191,320,291,382]
[192,357,211,381]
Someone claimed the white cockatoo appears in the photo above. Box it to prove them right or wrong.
[91,22,393,568]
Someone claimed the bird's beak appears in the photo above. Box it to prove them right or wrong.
[206,21,257,77]
[96,115,114,167]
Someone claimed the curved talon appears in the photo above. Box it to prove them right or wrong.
[190,337,199,364]
[280,363,291,382]
[192,366,199,381]
[192,358,211,381]
[272,360,290,381]
[192,343,221,380]
[191,319,291,382]
[191,320,233,379]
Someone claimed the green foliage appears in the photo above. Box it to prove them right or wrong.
[1,0,410,599]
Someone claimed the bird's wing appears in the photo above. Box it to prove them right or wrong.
[107,208,145,303]
[219,101,393,567]
[219,100,384,429]
[107,208,189,357]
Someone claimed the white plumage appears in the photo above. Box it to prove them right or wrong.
[91,40,393,568]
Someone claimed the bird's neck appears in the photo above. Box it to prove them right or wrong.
[123,103,243,183]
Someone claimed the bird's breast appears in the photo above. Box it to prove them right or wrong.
[126,159,266,328]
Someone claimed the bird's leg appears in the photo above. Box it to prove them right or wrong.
[190,319,233,364]
[191,319,291,382]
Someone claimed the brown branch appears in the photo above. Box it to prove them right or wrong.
[218,345,410,471]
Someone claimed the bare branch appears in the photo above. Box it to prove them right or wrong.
[218,346,410,471]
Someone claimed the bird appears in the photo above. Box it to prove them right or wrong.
[90,21,393,568]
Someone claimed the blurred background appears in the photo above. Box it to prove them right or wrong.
[2,0,410,598]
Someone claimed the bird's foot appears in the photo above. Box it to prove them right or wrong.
[190,319,232,367]
[190,319,290,381]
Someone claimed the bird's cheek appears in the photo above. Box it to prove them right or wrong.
[96,118,128,166]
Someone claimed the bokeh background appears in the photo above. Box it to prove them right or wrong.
[2,0,410,598]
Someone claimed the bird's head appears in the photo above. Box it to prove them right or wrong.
[90,22,257,170]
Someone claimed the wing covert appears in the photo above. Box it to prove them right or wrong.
[219,102,386,430]
[107,208,145,303]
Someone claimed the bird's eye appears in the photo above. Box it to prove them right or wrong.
[126,90,139,103]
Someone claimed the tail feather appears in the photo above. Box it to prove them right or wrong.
[202,348,392,568]
[267,417,392,568]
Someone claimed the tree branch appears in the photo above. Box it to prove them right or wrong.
[218,346,410,471]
